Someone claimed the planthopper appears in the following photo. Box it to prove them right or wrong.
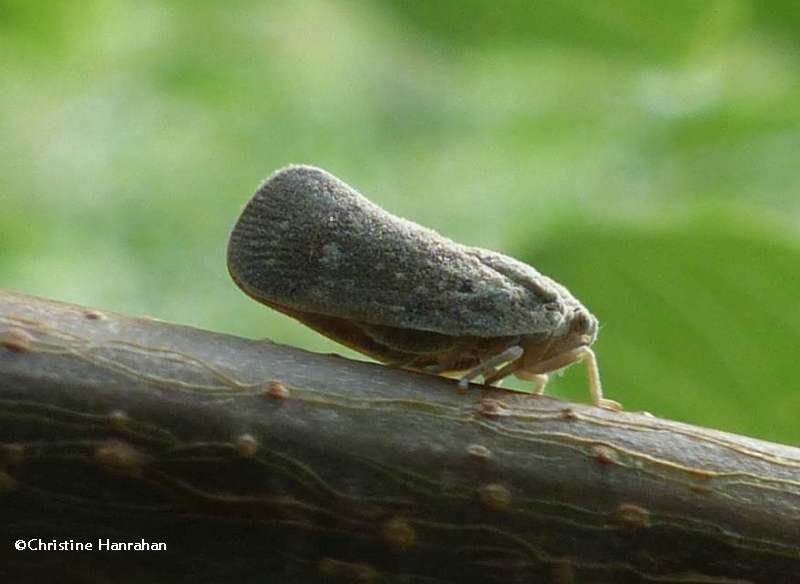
[227,165,619,410]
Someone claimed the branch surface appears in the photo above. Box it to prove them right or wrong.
[1,290,798,584]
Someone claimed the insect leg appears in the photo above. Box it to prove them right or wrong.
[457,345,524,390]
[520,346,620,410]
[485,332,554,391]
[482,361,551,394]
[513,370,549,394]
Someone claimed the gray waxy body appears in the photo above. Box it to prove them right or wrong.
[227,165,613,408]
[228,165,589,338]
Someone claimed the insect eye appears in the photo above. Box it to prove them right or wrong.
[572,310,596,337]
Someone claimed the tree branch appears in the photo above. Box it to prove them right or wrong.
[1,289,798,583]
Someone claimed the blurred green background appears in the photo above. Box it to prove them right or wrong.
[1,1,799,444]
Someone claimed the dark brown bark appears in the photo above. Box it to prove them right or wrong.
[1,289,798,584]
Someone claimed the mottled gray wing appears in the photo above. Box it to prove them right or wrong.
[227,165,570,337]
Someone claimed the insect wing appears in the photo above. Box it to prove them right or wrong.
[227,165,565,337]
